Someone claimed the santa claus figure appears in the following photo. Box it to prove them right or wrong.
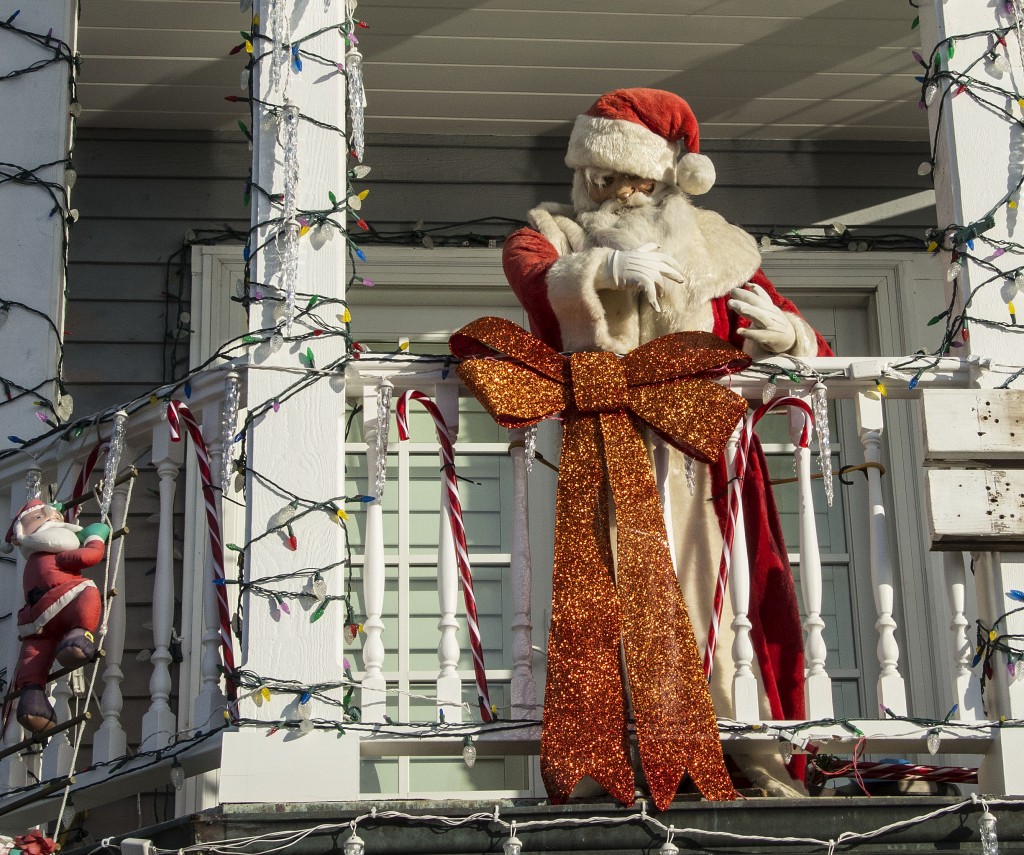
[503,88,832,796]
[2,499,108,733]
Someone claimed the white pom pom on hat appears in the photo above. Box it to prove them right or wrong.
[565,88,716,195]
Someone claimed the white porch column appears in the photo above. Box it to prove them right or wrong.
[218,0,358,804]
[919,3,1024,793]
[0,1,77,445]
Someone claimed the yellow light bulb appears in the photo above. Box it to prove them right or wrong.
[336,508,349,521]
[357,189,370,200]
[926,241,939,252]
[875,381,887,397]
[342,308,352,323]
[299,225,310,237]
[245,41,253,53]
[261,687,271,701]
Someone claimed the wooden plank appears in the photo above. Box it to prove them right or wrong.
[926,469,1024,549]
[70,219,248,263]
[66,301,168,344]
[361,36,915,75]
[363,115,931,143]
[363,0,914,19]
[922,389,1024,462]
[82,56,244,89]
[70,263,174,302]
[74,177,249,219]
[84,0,247,30]
[355,7,917,48]
[365,64,918,102]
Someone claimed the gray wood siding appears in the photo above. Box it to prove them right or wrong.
[66,128,932,418]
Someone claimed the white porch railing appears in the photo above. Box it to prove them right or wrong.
[0,353,1018,832]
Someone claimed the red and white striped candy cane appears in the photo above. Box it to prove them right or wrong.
[66,441,107,522]
[704,395,814,678]
[167,400,237,701]
[853,760,977,783]
[395,389,494,722]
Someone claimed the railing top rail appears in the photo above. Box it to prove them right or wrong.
[0,350,979,488]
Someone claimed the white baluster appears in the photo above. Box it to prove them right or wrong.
[943,551,982,721]
[40,676,73,781]
[433,382,463,723]
[507,428,537,720]
[790,404,833,719]
[42,459,79,780]
[855,391,907,716]
[191,402,228,732]
[726,426,759,721]
[652,437,678,571]
[360,383,388,723]
[92,448,131,762]
[141,423,183,747]
[1,479,33,789]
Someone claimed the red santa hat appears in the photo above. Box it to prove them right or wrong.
[564,88,716,196]
[2,498,48,554]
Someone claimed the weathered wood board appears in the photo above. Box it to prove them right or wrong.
[926,468,1024,549]
[922,389,1024,463]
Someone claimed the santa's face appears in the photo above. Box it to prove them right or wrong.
[13,507,81,557]
[572,169,667,214]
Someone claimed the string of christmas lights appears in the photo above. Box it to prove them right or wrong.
[911,11,1024,376]
[0,9,80,431]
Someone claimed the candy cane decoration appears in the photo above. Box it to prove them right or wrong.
[704,395,814,678]
[167,400,237,701]
[395,390,494,722]
[65,440,107,522]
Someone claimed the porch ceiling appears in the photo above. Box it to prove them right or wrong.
[76,0,928,142]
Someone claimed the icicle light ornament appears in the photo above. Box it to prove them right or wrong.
[523,423,538,473]
[24,467,41,502]
[100,410,128,517]
[279,101,301,332]
[811,382,833,506]
[267,0,292,93]
[346,49,366,161]
[221,372,240,494]
[374,378,392,499]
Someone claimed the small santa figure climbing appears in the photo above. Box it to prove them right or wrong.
[2,499,109,733]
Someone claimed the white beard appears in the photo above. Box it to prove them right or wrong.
[18,522,82,558]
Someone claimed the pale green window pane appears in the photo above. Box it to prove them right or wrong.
[792,562,858,671]
[407,755,529,792]
[345,565,403,671]
[754,400,840,445]
[344,453,399,551]
[408,567,510,671]
[831,679,862,720]
[765,453,847,554]
[361,758,399,794]
[346,393,502,445]
[409,454,512,554]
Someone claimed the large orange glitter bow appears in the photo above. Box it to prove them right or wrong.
[450,317,751,810]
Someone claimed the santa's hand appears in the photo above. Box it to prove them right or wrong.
[604,243,683,312]
[729,283,797,353]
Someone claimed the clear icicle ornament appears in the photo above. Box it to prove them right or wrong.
[25,468,42,501]
[279,101,301,333]
[221,373,240,494]
[523,423,538,473]
[100,410,128,518]
[374,380,393,499]
[346,49,366,162]
[267,0,291,93]
[684,454,697,496]
[812,382,833,506]
[762,377,777,404]
[980,809,999,855]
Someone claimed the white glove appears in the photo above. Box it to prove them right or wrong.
[728,282,797,353]
[604,242,683,312]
